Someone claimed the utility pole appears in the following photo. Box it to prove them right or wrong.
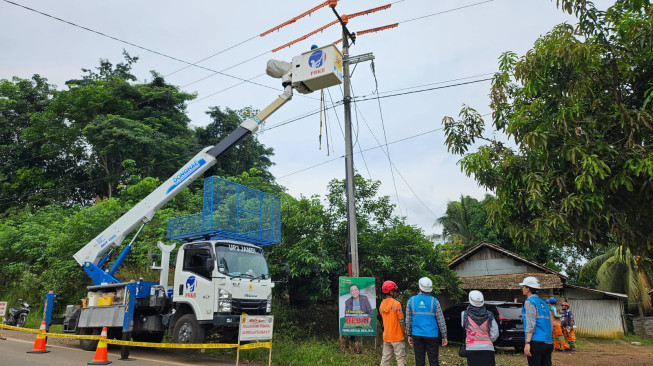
[341,28,359,278]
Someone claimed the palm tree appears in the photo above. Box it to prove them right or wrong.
[580,246,652,316]
[434,195,478,247]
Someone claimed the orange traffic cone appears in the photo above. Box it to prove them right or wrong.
[27,320,50,354]
[88,326,111,365]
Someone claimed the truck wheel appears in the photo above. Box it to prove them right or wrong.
[17,314,27,328]
[172,314,205,344]
[79,328,100,351]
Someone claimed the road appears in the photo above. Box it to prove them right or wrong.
[0,329,254,366]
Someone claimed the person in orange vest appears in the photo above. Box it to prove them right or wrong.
[380,280,406,366]
[547,297,569,351]
[560,302,576,352]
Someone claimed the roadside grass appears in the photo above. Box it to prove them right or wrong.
[229,338,525,366]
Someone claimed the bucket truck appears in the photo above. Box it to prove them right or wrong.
[61,45,344,349]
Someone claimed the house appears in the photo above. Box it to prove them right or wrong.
[442,242,627,338]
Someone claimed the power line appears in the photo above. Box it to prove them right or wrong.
[398,0,495,24]
[367,59,403,216]
[265,76,492,131]
[1,0,278,92]
[164,35,260,78]
[277,127,444,179]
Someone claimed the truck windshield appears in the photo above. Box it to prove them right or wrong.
[215,243,269,279]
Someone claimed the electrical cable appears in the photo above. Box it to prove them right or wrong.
[1,0,277,91]
[367,60,402,215]
[398,0,495,24]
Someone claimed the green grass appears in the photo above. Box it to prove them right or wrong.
[216,338,525,366]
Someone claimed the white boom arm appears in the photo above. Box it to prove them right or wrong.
[74,44,343,268]
[73,88,292,266]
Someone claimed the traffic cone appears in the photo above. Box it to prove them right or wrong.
[87,326,111,365]
[27,320,50,354]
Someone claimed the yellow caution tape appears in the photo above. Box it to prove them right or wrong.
[239,341,272,350]
[0,324,271,350]
[105,339,239,349]
[0,324,41,334]
[44,332,101,340]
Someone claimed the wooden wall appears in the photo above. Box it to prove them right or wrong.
[453,248,539,277]
[633,316,653,338]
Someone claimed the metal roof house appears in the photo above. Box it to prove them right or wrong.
[443,242,627,338]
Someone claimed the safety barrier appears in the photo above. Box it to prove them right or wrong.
[0,324,271,350]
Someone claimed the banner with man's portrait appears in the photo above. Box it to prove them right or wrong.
[338,276,377,336]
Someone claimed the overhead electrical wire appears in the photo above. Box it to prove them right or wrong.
[366,60,403,216]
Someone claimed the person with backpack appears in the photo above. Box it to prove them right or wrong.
[405,277,448,366]
[461,290,499,366]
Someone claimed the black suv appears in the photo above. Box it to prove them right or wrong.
[443,301,525,350]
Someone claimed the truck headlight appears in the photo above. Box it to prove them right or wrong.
[218,289,232,313]
[266,294,272,313]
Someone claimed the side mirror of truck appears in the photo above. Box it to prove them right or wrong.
[206,260,215,274]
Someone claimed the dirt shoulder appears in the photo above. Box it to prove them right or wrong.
[551,338,653,366]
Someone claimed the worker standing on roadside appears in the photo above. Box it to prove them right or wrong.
[519,276,553,366]
[561,302,576,352]
[406,277,448,366]
[380,280,406,366]
[548,297,569,351]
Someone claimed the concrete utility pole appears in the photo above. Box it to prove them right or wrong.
[341,29,359,278]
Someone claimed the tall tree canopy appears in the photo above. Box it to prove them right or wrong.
[436,194,562,270]
[58,52,197,198]
[0,76,88,212]
[442,0,653,257]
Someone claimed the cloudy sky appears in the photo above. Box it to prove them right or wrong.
[1,0,613,237]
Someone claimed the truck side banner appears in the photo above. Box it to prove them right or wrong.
[338,277,377,336]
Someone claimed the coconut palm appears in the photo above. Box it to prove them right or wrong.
[580,246,652,316]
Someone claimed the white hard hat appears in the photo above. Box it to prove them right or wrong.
[519,276,541,289]
[418,277,433,293]
[468,290,484,307]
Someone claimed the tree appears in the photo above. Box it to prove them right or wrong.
[0,76,88,212]
[195,106,275,182]
[58,52,197,198]
[581,245,652,315]
[442,0,653,257]
[436,194,562,270]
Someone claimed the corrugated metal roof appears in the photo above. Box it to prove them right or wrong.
[565,284,628,299]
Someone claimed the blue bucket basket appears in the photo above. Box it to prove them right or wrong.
[167,176,281,246]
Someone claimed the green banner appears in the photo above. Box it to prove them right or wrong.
[339,277,377,336]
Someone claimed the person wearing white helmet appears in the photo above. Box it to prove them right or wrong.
[460,290,499,366]
[519,276,553,366]
[405,277,448,366]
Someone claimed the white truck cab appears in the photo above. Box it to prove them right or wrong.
[172,240,273,329]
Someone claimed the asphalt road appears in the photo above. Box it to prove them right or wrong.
[0,329,248,366]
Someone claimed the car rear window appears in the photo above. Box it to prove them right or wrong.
[496,305,522,320]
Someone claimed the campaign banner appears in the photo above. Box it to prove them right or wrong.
[0,301,6,317]
[339,277,377,336]
[239,315,274,341]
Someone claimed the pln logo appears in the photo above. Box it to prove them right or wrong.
[308,50,326,69]
[186,276,197,292]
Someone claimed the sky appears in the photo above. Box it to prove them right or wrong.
[1,0,614,238]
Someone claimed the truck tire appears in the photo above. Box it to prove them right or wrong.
[79,328,100,351]
[17,313,27,328]
[172,314,205,344]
